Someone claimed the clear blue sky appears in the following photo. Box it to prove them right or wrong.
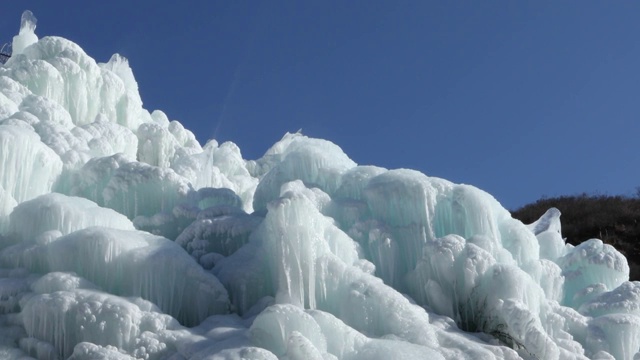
[3,1,640,210]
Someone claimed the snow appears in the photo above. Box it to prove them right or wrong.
[0,10,637,360]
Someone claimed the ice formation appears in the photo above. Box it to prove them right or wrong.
[0,10,638,360]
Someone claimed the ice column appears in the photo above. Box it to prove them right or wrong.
[12,10,38,55]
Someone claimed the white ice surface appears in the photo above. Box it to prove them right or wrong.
[0,10,636,360]
[12,11,38,56]
[0,184,17,234]
[8,193,134,242]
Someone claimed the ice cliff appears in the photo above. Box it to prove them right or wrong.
[0,10,637,360]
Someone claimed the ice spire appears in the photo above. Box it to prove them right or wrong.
[12,10,38,55]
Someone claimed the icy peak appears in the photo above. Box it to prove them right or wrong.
[102,53,139,93]
[13,10,38,55]
[20,10,37,34]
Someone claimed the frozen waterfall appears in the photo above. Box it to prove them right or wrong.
[0,10,637,360]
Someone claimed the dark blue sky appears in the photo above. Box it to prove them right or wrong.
[3,1,640,210]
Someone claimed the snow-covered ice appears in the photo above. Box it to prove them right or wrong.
[0,10,638,360]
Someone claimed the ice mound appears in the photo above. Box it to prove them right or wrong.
[579,281,640,317]
[8,193,134,242]
[559,239,630,308]
[0,10,637,360]
[1,227,230,326]
[176,209,262,265]
[252,134,357,211]
[22,289,179,358]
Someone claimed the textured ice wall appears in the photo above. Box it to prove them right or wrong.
[0,125,63,204]
[0,10,638,360]
[1,226,230,325]
[0,185,17,234]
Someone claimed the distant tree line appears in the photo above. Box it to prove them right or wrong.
[511,193,640,281]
